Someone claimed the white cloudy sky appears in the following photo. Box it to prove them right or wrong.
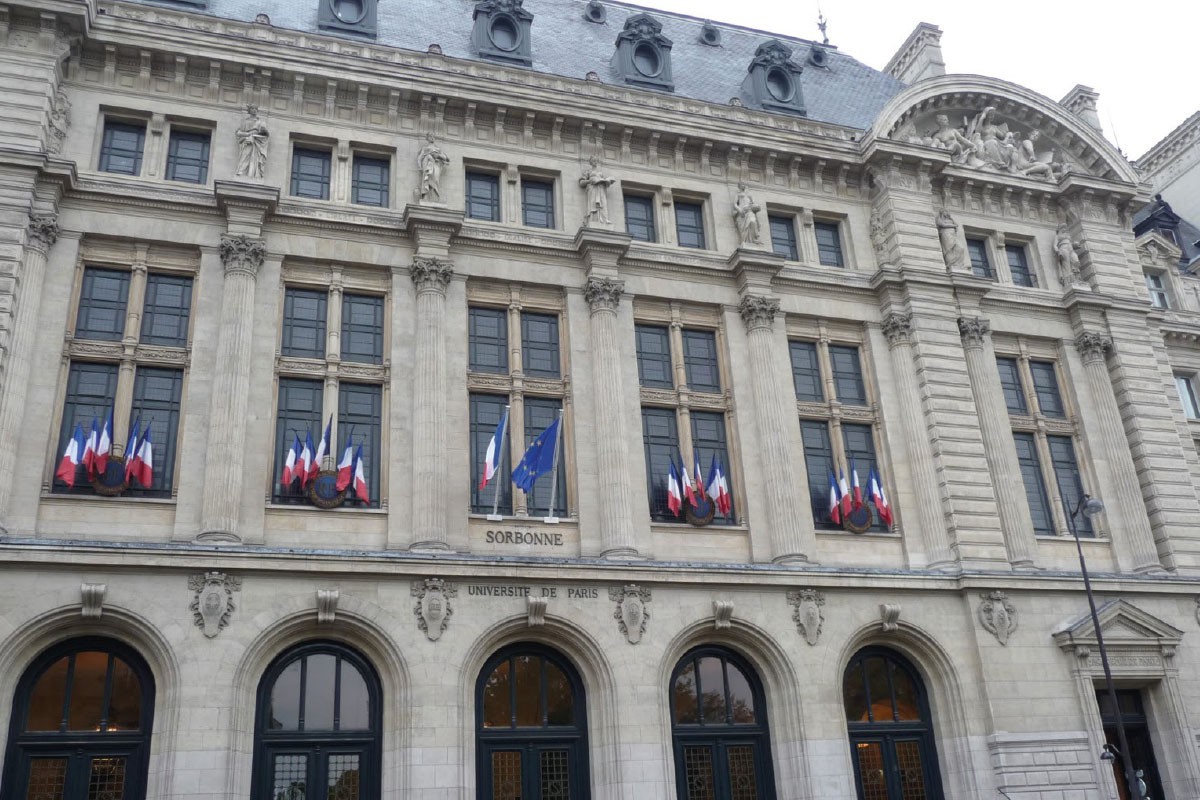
[631,0,1199,159]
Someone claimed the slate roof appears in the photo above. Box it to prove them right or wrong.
[130,0,908,131]
[1133,195,1200,270]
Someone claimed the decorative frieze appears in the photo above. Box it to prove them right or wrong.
[412,578,456,641]
[189,571,241,638]
[978,590,1018,645]
[738,295,779,332]
[583,276,624,314]
[957,316,990,349]
[787,588,825,646]
[410,257,453,295]
[609,584,651,644]
[218,234,266,276]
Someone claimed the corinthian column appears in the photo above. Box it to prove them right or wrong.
[957,317,1038,569]
[1073,331,1163,573]
[882,312,955,568]
[410,257,453,550]
[583,276,639,558]
[197,234,265,541]
[0,214,59,528]
[739,295,816,563]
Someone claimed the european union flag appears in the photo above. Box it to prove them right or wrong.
[512,416,562,493]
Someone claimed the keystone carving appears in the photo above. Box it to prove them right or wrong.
[411,257,454,294]
[218,235,266,277]
[880,603,901,632]
[1073,331,1112,363]
[978,590,1018,645]
[527,595,547,627]
[957,316,991,349]
[787,588,825,646]
[738,295,780,332]
[81,583,106,619]
[189,571,241,638]
[881,313,913,347]
[412,578,456,641]
[316,589,339,624]
[583,276,624,313]
[713,600,734,630]
[609,584,651,644]
[27,214,60,250]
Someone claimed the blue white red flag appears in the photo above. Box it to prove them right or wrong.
[281,433,301,488]
[123,417,141,483]
[310,417,331,482]
[838,467,852,516]
[869,466,893,526]
[352,443,369,503]
[851,460,865,512]
[95,411,113,475]
[55,424,85,488]
[479,406,509,490]
[828,470,843,525]
[299,431,315,488]
[666,458,683,517]
[82,418,99,477]
[335,430,354,491]
[679,452,697,506]
[692,452,707,502]
[131,424,153,487]
[705,455,732,516]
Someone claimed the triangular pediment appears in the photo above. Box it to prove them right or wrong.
[1136,231,1183,270]
[1053,599,1184,651]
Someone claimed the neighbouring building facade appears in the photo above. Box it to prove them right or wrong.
[3,2,1200,799]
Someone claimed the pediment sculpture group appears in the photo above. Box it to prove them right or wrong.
[901,106,1068,181]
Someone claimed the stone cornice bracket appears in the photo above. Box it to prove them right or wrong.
[81,583,106,619]
[411,257,453,296]
[27,214,60,252]
[574,226,631,272]
[219,234,266,277]
[583,276,624,315]
[526,595,547,627]
[713,600,734,630]
[214,180,279,235]
[316,589,339,624]
[880,603,902,632]
[957,316,990,349]
[402,203,464,255]
[881,312,913,348]
[1073,330,1112,364]
[738,294,780,333]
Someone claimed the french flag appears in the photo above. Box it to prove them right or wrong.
[310,417,331,483]
[281,433,302,488]
[130,424,153,487]
[123,417,141,483]
[706,455,732,517]
[679,453,697,507]
[869,466,894,526]
[335,431,354,492]
[55,424,86,487]
[82,418,99,477]
[838,467,852,517]
[828,470,843,525]
[851,460,865,512]
[479,406,508,491]
[692,452,707,502]
[298,431,315,488]
[666,459,683,517]
[94,411,113,476]
[352,443,369,503]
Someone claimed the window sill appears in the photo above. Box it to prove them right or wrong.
[650,521,747,534]
[42,493,176,506]
[266,503,386,514]
[815,528,900,539]
[469,513,577,524]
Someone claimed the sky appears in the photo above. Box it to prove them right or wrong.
[626,0,1199,159]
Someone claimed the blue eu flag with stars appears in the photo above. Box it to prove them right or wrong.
[512,417,562,492]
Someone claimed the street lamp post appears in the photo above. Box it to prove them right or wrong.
[1069,494,1144,800]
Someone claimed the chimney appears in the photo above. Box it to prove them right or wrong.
[884,23,945,84]
[1061,85,1104,135]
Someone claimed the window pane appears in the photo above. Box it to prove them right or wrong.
[25,757,67,799]
[696,656,727,724]
[107,657,142,732]
[482,659,513,728]
[842,423,883,531]
[544,661,574,726]
[341,293,384,364]
[522,179,555,229]
[291,148,332,200]
[539,749,570,800]
[843,660,867,722]
[966,238,992,279]
[893,741,929,800]
[1013,432,1053,535]
[165,130,210,184]
[273,378,323,504]
[521,312,560,378]
[492,751,522,800]
[673,662,699,724]
[54,363,119,495]
[1177,375,1200,419]
[469,307,509,374]
[863,656,892,723]
[829,345,867,405]
[1029,361,1064,418]
[327,753,360,800]
[339,660,370,731]
[635,324,673,388]
[338,383,382,507]
[99,121,145,175]
[625,194,656,242]
[726,745,760,799]
[513,655,541,727]
[675,201,706,249]
[282,288,328,358]
[801,420,835,528]
[351,155,390,207]
[129,367,183,497]
[683,746,716,800]
[466,172,500,221]
[1049,435,1091,537]
[141,273,193,346]
[815,221,844,267]
[26,657,69,731]
[691,411,734,523]
[769,215,798,260]
[471,394,512,514]
[854,742,887,800]
[790,341,823,402]
[890,663,921,722]
[1006,244,1034,287]
[725,663,756,724]
[86,756,127,798]
[642,407,680,521]
[67,651,109,731]
[682,330,720,393]
[524,398,566,517]
[996,357,1027,414]
[272,754,308,800]
[303,654,337,731]
[268,660,302,730]
[76,268,130,341]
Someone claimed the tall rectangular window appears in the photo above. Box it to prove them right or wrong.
[814,221,844,267]
[466,172,501,221]
[789,341,823,402]
[800,420,835,528]
[99,121,146,175]
[642,407,680,522]
[522,179,555,229]
[165,129,210,184]
[635,325,673,388]
[1013,432,1054,535]
[521,313,560,378]
[1028,360,1064,418]
[691,411,734,522]
[624,194,656,242]
[281,288,328,358]
[290,148,332,200]
[351,155,390,207]
[769,215,798,260]
[341,293,384,364]
[470,394,512,514]
[996,357,1028,414]
[273,378,323,504]
[966,238,993,279]
[829,345,867,406]
[681,330,720,393]
[674,202,706,249]
[1006,244,1035,287]
[469,307,508,374]
[338,383,382,507]
[54,363,119,494]
[841,423,879,503]
[1048,435,1091,536]
[1176,373,1200,420]
[128,367,183,497]
[75,268,130,341]
[524,398,567,517]
[140,274,193,347]
[1145,274,1170,309]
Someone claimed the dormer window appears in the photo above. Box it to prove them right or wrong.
[612,13,674,92]
[472,0,534,66]
[317,0,377,37]
[742,39,806,116]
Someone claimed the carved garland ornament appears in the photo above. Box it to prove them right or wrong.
[218,234,266,276]
[189,571,241,638]
[412,578,456,641]
[410,257,454,294]
[609,584,651,644]
[583,276,624,314]
[787,588,825,646]
[738,295,780,333]
[977,590,1018,645]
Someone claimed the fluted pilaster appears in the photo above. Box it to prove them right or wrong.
[958,316,1038,568]
[197,234,265,541]
[410,257,453,550]
[739,294,816,563]
[882,312,955,568]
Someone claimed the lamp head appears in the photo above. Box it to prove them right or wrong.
[1081,496,1105,519]
[1100,743,1118,762]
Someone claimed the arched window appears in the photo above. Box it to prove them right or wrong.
[251,641,381,800]
[669,646,775,800]
[476,643,589,799]
[843,647,943,800]
[1,637,155,800]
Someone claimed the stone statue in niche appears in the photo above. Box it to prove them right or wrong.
[579,156,616,229]
[732,182,763,246]
[189,571,241,638]
[416,133,450,203]
[1054,225,1084,287]
[935,210,966,271]
[235,104,270,179]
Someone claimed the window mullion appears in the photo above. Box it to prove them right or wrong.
[110,263,150,451]
[327,280,343,363]
[322,377,339,473]
[669,317,687,390]
[506,301,528,517]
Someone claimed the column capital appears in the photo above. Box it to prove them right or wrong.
[957,316,991,349]
[1073,330,1112,363]
[27,214,60,252]
[411,257,454,295]
[738,294,780,332]
[881,312,913,347]
[583,276,624,314]
[219,234,266,277]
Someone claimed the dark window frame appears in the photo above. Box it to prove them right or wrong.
[165,128,211,184]
[140,273,193,347]
[520,312,561,379]
[290,146,333,200]
[966,237,993,279]
[1005,243,1036,287]
[674,200,706,249]
[814,220,845,267]
[466,171,501,222]
[681,329,721,394]
[642,406,681,523]
[75,267,131,342]
[768,213,799,260]
[99,119,146,175]
[281,287,329,359]
[351,153,391,208]
[624,193,657,243]
[521,178,556,229]
[635,324,674,389]
[340,293,385,365]
[470,393,513,515]
[468,307,510,375]
[127,366,183,499]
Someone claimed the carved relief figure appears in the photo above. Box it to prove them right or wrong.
[1054,224,1083,286]
[732,182,762,246]
[930,113,974,163]
[235,104,270,179]
[966,106,1012,170]
[416,133,450,203]
[1011,129,1055,179]
[579,156,616,228]
[47,86,71,155]
[935,210,965,270]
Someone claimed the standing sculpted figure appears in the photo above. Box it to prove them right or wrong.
[1054,225,1083,286]
[579,156,616,228]
[935,210,966,270]
[416,133,450,202]
[732,182,762,246]
[235,104,270,179]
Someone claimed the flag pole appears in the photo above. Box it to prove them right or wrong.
[543,408,564,524]
[487,405,510,521]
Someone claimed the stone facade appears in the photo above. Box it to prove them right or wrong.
[1,2,1200,799]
